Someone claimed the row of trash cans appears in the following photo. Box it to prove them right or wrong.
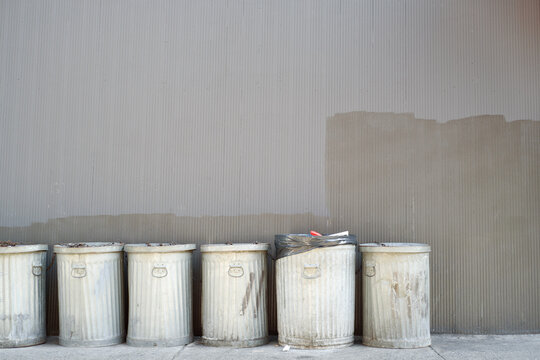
[0,235,430,349]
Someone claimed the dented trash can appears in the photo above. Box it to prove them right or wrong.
[0,243,48,348]
[201,243,269,347]
[359,243,431,348]
[275,234,356,349]
[54,242,125,347]
[125,243,196,347]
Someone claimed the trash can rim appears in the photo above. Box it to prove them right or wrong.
[359,242,431,253]
[124,243,196,253]
[54,242,124,254]
[275,233,356,238]
[0,244,48,254]
[201,243,270,253]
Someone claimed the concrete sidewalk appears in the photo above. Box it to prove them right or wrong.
[1,335,539,360]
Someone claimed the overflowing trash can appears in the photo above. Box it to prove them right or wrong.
[275,233,356,349]
[359,243,431,348]
[54,242,125,347]
[0,243,48,348]
[124,243,196,347]
[201,243,269,347]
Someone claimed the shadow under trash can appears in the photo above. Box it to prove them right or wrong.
[359,242,431,348]
[275,233,357,349]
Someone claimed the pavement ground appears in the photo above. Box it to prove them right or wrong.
[1,334,539,359]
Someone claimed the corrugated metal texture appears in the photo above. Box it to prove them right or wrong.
[56,252,125,346]
[0,0,538,335]
[276,246,355,349]
[126,250,193,346]
[0,250,47,347]
[1,0,539,227]
[201,250,268,347]
[327,113,540,334]
[361,250,430,348]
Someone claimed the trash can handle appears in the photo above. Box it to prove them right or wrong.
[71,263,87,278]
[364,261,376,277]
[303,264,321,279]
[32,263,43,276]
[152,264,168,278]
[228,263,244,277]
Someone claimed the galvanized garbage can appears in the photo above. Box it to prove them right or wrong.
[54,242,125,347]
[125,243,196,347]
[0,243,48,348]
[275,234,356,349]
[201,243,269,347]
[359,243,431,348]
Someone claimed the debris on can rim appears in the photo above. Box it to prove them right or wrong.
[124,243,196,253]
[54,242,124,254]
[200,243,269,253]
[359,242,430,253]
[0,244,48,253]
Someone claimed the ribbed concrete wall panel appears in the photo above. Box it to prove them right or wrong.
[0,1,539,335]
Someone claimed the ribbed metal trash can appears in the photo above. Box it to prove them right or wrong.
[201,243,269,347]
[359,243,431,348]
[54,242,125,347]
[0,244,48,348]
[125,243,196,347]
[275,234,356,349]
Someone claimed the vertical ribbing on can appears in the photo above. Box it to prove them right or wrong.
[126,251,193,346]
[276,245,355,349]
[362,250,430,348]
[201,249,268,347]
[56,251,125,347]
[0,250,47,348]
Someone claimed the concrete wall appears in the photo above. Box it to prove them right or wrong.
[1,0,539,334]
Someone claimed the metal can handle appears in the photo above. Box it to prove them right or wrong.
[152,264,168,278]
[32,264,42,276]
[228,263,244,277]
[303,264,321,279]
[364,261,376,277]
[71,263,87,278]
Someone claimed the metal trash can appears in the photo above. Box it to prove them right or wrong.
[359,243,431,348]
[125,243,196,347]
[54,242,125,347]
[0,243,48,348]
[275,234,356,349]
[201,243,269,347]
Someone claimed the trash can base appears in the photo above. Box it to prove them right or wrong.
[363,337,431,349]
[0,337,46,348]
[202,336,269,348]
[127,336,193,347]
[59,335,125,347]
[278,335,354,349]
